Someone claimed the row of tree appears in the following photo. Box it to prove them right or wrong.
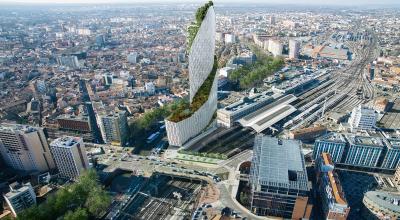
[229,44,284,89]
[178,150,228,160]
[16,170,110,220]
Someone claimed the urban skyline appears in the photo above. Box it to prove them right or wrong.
[0,0,399,219]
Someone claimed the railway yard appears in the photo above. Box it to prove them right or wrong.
[114,175,203,220]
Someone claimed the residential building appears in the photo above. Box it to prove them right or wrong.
[50,136,89,179]
[99,111,129,146]
[0,124,55,172]
[57,114,92,133]
[145,82,156,95]
[127,52,138,64]
[165,4,217,147]
[348,105,377,132]
[289,40,301,59]
[268,39,283,57]
[249,135,310,219]
[315,153,350,220]
[3,182,36,217]
[393,165,400,191]
[313,133,347,163]
[289,125,327,142]
[224,33,236,44]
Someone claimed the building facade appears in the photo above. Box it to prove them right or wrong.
[343,134,384,167]
[98,111,129,146]
[315,153,350,220]
[250,135,310,219]
[165,4,217,147]
[348,105,377,132]
[0,124,55,172]
[289,40,301,59]
[313,133,347,163]
[3,182,36,217]
[50,136,89,179]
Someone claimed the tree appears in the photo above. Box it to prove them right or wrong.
[63,208,88,220]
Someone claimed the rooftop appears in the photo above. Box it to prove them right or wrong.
[364,191,400,213]
[50,136,81,148]
[251,135,308,191]
[345,134,385,147]
[4,182,33,199]
[0,123,38,134]
[316,132,347,143]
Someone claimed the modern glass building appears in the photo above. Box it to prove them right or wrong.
[249,135,310,219]
[165,2,217,147]
[343,134,384,167]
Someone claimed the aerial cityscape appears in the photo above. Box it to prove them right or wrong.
[0,0,399,219]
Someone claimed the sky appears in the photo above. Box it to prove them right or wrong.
[0,0,398,5]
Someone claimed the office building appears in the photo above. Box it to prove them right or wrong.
[249,135,310,218]
[348,105,377,132]
[4,182,36,217]
[313,133,347,163]
[363,191,400,220]
[50,136,89,179]
[381,138,400,169]
[315,153,350,220]
[0,124,55,172]
[165,3,217,147]
[98,110,129,146]
[343,134,384,167]
[56,55,80,69]
[289,40,301,59]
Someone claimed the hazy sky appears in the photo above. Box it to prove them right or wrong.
[0,0,398,5]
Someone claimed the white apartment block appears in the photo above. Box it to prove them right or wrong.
[0,124,55,172]
[348,105,377,132]
[4,182,36,217]
[50,136,89,179]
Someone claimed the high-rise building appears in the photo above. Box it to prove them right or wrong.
[98,111,129,146]
[348,105,377,132]
[268,39,283,57]
[392,165,400,191]
[313,133,347,163]
[0,124,55,172]
[269,15,276,25]
[224,33,236,44]
[50,136,89,179]
[127,52,138,64]
[249,135,310,219]
[315,153,350,220]
[289,40,301,59]
[3,182,36,217]
[165,3,217,147]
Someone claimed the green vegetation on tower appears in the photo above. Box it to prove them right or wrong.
[187,1,214,50]
[168,56,218,122]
